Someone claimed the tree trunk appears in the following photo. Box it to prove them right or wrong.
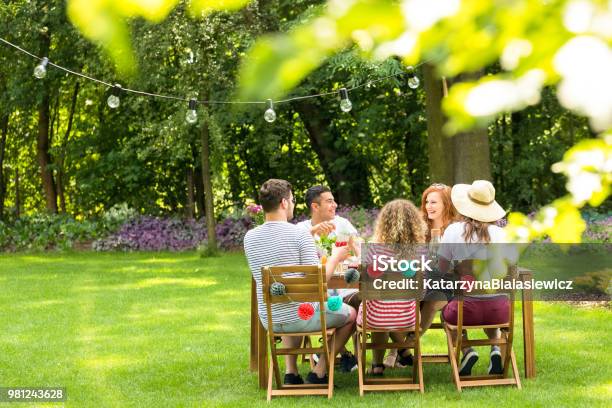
[191,142,205,218]
[37,32,57,213]
[423,64,454,184]
[448,72,492,183]
[15,167,20,218]
[185,167,195,219]
[0,113,8,220]
[57,80,80,214]
[294,100,371,205]
[199,112,217,250]
[452,128,492,183]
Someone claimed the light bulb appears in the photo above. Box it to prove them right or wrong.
[107,84,122,109]
[406,66,420,89]
[186,99,198,124]
[408,75,420,89]
[339,88,352,112]
[33,57,49,79]
[107,95,120,109]
[264,99,276,123]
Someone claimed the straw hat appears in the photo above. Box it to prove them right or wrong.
[451,180,506,223]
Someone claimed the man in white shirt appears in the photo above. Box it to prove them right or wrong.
[296,185,360,372]
[296,185,358,238]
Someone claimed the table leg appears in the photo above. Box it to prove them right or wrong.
[250,278,257,372]
[521,271,536,378]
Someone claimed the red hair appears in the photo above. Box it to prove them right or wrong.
[420,184,457,240]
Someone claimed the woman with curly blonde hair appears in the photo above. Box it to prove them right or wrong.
[357,199,427,375]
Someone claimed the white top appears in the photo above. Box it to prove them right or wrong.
[296,215,358,238]
[438,222,517,296]
[439,222,507,261]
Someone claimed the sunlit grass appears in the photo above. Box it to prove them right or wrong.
[0,251,610,407]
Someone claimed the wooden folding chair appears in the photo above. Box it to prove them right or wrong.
[262,265,336,401]
[356,269,425,395]
[443,260,522,391]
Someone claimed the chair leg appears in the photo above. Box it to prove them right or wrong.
[416,343,424,393]
[267,358,274,401]
[445,326,462,392]
[271,351,282,390]
[357,332,365,397]
[328,333,336,399]
[510,348,522,390]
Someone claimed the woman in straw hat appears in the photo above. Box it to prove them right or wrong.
[429,180,510,376]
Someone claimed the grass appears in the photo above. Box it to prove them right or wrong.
[0,251,611,407]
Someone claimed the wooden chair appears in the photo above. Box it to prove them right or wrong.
[443,260,522,391]
[262,265,336,401]
[356,268,425,395]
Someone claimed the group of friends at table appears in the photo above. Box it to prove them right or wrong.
[244,178,515,385]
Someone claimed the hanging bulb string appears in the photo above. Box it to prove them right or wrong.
[1,36,431,105]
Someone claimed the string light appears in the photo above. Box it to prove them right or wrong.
[33,57,48,79]
[107,84,121,109]
[1,37,434,119]
[264,99,276,123]
[339,88,352,112]
[186,98,198,124]
[407,66,420,89]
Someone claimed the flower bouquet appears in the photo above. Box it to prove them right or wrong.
[245,203,265,226]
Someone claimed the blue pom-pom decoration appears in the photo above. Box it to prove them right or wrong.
[344,268,360,284]
[327,296,343,311]
[270,282,286,296]
[402,266,416,278]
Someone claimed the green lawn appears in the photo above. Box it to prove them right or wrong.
[0,252,610,407]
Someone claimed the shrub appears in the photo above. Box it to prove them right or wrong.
[573,271,611,295]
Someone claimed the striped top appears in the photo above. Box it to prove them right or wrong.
[244,221,319,327]
[358,245,416,329]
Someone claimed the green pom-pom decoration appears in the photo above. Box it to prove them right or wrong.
[402,266,416,278]
[327,296,342,311]
[270,282,286,296]
[344,268,360,284]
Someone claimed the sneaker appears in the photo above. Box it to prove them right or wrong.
[459,349,479,376]
[284,373,304,385]
[397,349,413,367]
[339,352,358,372]
[488,349,503,375]
[306,371,329,384]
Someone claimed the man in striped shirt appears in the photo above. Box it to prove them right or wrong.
[244,179,356,385]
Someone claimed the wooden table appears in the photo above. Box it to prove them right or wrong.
[250,270,536,389]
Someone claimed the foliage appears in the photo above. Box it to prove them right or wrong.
[0,214,102,251]
[573,271,612,295]
[66,0,250,76]
[0,0,609,243]
[234,0,612,244]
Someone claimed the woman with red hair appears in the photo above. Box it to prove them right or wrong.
[420,183,457,240]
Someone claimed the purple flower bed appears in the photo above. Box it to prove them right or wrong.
[93,217,208,251]
[93,215,257,252]
[91,208,610,252]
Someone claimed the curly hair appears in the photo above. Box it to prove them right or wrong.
[420,184,457,240]
[373,199,427,245]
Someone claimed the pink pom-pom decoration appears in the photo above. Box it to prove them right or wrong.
[297,303,315,320]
